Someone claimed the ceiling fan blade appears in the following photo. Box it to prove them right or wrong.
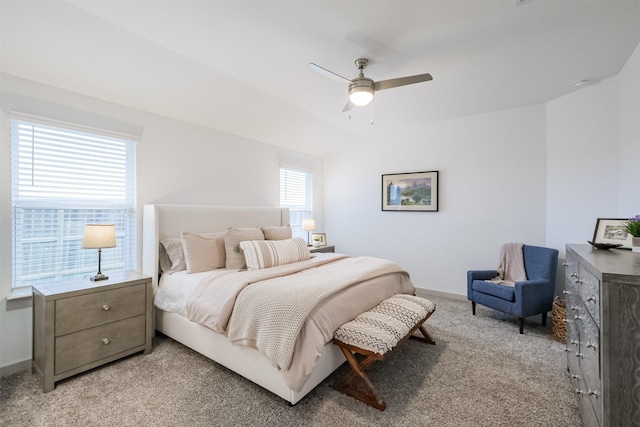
[342,99,353,112]
[308,63,352,83]
[373,73,433,91]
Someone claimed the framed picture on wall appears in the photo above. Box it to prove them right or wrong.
[382,170,439,212]
[591,218,632,249]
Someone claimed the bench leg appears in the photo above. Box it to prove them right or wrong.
[410,325,436,345]
[333,346,386,411]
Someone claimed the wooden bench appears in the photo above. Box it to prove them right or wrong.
[332,294,436,411]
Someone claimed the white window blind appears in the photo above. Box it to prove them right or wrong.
[280,167,313,240]
[11,119,136,290]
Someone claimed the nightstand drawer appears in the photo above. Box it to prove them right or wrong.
[55,315,146,374]
[55,284,146,336]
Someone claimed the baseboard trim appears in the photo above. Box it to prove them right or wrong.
[1,359,31,378]
[414,287,467,301]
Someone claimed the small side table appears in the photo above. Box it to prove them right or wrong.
[32,271,153,392]
[309,245,335,253]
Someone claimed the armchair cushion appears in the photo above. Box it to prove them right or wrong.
[471,280,515,302]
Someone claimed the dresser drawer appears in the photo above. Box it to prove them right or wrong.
[578,267,600,326]
[55,284,146,336]
[54,314,146,374]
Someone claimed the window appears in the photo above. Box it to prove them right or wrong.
[279,167,312,240]
[11,119,136,290]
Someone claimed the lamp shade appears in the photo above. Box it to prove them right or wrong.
[302,218,316,232]
[82,224,116,249]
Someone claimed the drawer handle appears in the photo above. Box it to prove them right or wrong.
[102,304,110,311]
[562,290,571,295]
[570,340,578,346]
[102,338,110,345]
[562,262,569,267]
[586,342,598,351]
[570,273,578,278]
[574,316,582,321]
[570,305,579,311]
[586,296,597,303]
[575,279,583,285]
[575,389,584,396]
[588,389,599,398]
[570,373,580,380]
[576,352,583,359]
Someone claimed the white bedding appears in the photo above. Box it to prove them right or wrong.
[153,253,415,392]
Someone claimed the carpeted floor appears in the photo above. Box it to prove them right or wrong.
[1,293,583,426]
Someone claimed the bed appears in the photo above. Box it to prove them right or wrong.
[142,204,415,405]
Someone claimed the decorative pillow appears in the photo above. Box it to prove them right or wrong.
[240,237,311,270]
[159,237,186,274]
[181,231,227,273]
[224,227,265,269]
[261,225,292,240]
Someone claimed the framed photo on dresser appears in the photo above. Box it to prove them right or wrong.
[592,218,633,249]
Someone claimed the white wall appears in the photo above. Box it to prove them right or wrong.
[0,74,325,373]
[547,42,640,258]
[324,104,548,296]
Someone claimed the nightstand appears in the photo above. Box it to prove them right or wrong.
[32,271,153,392]
[309,245,335,253]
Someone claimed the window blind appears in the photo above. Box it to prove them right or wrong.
[11,119,136,289]
[280,167,313,240]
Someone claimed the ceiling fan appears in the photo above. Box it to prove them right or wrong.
[308,58,433,112]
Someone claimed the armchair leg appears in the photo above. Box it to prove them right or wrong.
[541,312,547,327]
[471,301,476,315]
[518,318,524,334]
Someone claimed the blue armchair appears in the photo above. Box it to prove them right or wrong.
[467,245,558,334]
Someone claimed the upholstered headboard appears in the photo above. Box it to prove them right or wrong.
[142,204,290,290]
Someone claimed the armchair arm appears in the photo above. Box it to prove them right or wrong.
[514,279,555,317]
[467,270,498,299]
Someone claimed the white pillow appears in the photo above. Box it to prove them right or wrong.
[224,227,265,269]
[159,237,186,274]
[240,237,311,270]
[181,231,227,273]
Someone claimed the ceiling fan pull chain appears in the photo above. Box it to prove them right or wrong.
[370,99,374,125]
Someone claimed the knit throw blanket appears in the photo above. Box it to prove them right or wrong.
[227,256,408,371]
[488,243,527,287]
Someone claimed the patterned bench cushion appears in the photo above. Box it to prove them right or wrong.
[334,294,436,355]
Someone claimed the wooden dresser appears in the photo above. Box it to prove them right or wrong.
[32,271,153,392]
[564,244,640,427]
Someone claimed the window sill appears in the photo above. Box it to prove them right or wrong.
[6,288,32,310]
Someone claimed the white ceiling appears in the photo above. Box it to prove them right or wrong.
[1,1,639,156]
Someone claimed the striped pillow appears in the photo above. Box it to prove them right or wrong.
[240,237,311,270]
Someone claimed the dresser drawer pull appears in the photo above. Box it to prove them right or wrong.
[570,273,578,278]
[586,296,597,303]
[574,279,583,285]
[102,338,110,345]
[575,389,584,395]
[588,389,599,398]
[574,316,582,321]
[576,352,583,359]
[102,304,110,311]
[562,262,569,267]
[562,290,571,295]
[570,339,578,347]
[586,342,598,351]
[570,374,580,380]
[570,305,579,311]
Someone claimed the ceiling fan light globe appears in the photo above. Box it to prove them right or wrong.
[349,86,374,106]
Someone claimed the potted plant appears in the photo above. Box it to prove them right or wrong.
[624,215,640,253]
[312,236,322,247]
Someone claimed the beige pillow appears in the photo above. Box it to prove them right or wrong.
[181,231,227,273]
[159,237,186,274]
[240,237,311,270]
[224,227,265,269]
[261,225,292,240]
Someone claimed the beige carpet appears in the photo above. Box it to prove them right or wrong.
[1,293,582,426]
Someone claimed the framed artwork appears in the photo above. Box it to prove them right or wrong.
[592,218,633,249]
[382,170,439,212]
[311,233,326,245]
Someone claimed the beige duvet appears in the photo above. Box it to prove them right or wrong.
[186,253,415,392]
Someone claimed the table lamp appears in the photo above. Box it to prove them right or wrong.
[302,218,315,246]
[82,224,116,281]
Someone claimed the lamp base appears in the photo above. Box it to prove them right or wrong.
[90,273,109,282]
